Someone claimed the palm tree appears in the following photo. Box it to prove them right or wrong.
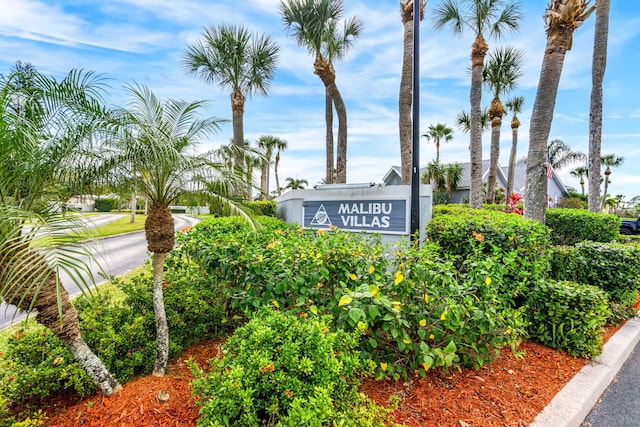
[422,123,454,163]
[182,24,279,193]
[600,154,623,211]
[280,0,363,184]
[0,67,121,396]
[284,177,309,190]
[548,139,586,170]
[524,0,595,222]
[434,0,522,208]
[245,143,263,201]
[569,165,588,195]
[483,46,524,203]
[399,0,425,184]
[273,137,288,196]
[505,95,524,199]
[113,84,231,376]
[444,162,464,203]
[588,0,610,213]
[422,160,445,194]
[456,108,491,134]
[257,135,279,199]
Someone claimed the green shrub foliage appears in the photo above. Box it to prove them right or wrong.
[190,308,390,427]
[426,207,551,304]
[243,200,277,217]
[94,198,118,212]
[546,209,620,246]
[526,280,609,358]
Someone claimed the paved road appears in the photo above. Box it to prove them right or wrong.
[0,214,200,330]
[582,339,640,427]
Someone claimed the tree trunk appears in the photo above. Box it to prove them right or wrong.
[331,83,348,184]
[231,88,246,198]
[325,88,335,184]
[151,252,169,376]
[260,161,268,200]
[399,6,414,185]
[486,97,503,204]
[506,118,520,198]
[524,29,572,223]
[129,194,136,223]
[469,34,488,209]
[1,252,121,396]
[588,0,609,212]
[275,152,282,196]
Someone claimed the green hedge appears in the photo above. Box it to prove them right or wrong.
[426,208,551,304]
[243,200,277,217]
[545,209,620,246]
[94,198,118,212]
[526,280,609,358]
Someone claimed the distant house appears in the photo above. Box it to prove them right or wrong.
[382,161,569,205]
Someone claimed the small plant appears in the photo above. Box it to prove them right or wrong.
[190,308,390,427]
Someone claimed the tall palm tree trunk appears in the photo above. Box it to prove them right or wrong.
[486,98,504,204]
[231,89,246,197]
[331,84,348,184]
[260,163,268,199]
[275,151,282,196]
[506,117,520,198]
[325,89,335,184]
[399,2,415,185]
[588,0,609,212]
[2,251,122,396]
[469,34,488,208]
[524,29,572,222]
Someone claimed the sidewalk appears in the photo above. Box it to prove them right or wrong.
[531,318,640,427]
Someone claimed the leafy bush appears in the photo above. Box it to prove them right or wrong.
[549,241,640,310]
[243,200,277,217]
[190,308,391,427]
[546,209,620,246]
[426,207,551,304]
[526,280,609,358]
[0,326,95,405]
[94,198,118,212]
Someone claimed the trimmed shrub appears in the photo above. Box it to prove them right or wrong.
[545,208,620,246]
[190,308,390,427]
[426,207,551,304]
[94,198,118,212]
[243,200,277,217]
[526,280,609,358]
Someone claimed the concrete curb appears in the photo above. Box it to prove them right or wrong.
[530,317,640,427]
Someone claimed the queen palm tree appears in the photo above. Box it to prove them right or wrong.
[524,0,595,222]
[182,24,279,194]
[422,123,454,163]
[588,0,610,213]
[444,162,464,203]
[0,67,121,396]
[569,165,588,195]
[113,84,235,376]
[600,153,623,211]
[399,0,425,184]
[548,139,586,170]
[280,0,363,184]
[483,46,524,203]
[434,0,522,208]
[505,95,524,199]
[422,160,445,193]
[284,177,309,190]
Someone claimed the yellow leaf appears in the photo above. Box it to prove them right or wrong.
[424,294,429,304]
[403,338,411,344]
[368,265,375,274]
[369,285,380,297]
[380,362,388,371]
[394,271,404,285]
[429,333,435,340]
[419,319,427,327]
[338,295,353,307]
[310,305,318,315]
[485,277,492,285]
[349,273,357,281]
[440,311,448,320]
[422,362,430,372]
[272,300,280,309]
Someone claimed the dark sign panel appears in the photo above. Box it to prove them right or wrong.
[303,200,407,234]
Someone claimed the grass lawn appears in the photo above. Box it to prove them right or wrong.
[84,214,147,238]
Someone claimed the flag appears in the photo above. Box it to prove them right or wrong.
[546,153,553,179]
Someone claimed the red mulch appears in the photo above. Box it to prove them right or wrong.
[39,327,620,427]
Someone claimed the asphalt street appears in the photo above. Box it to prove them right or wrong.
[0,214,200,330]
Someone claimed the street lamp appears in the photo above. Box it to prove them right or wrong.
[410,0,421,241]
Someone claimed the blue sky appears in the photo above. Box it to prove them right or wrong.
[1,0,639,201]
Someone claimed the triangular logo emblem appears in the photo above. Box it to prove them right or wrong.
[310,204,332,226]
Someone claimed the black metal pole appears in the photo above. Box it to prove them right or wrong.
[410,0,420,241]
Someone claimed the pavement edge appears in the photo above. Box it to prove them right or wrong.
[530,317,640,427]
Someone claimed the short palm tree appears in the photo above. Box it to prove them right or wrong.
[524,0,595,222]
[434,0,522,208]
[422,160,445,194]
[569,165,588,195]
[113,84,233,376]
[257,135,279,199]
[422,123,454,163]
[398,0,425,184]
[182,24,279,194]
[588,0,610,212]
[483,46,524,203]
[600,154,623,211]
[284,177,309,190]
[280,0,363,184]
[444,162,464,203]
[456,108,491,134]
[0,66,121,395]
[505,95,524,199]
